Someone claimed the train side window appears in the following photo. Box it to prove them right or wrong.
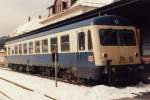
[23,43,27,54]
[88,30,93,51]
[14,45,18,54]
[61,35,70,51]
[12,46,14,55]
[8,46,11,56]
[29,42,33,54]
[42,39,48,53]
[35,41,41,53]
[78,32,85,51]
[19,44,22,54]
[50,37,58,52]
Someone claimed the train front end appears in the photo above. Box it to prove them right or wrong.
[92,16,143,82]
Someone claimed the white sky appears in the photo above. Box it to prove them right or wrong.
[0,0,52,36]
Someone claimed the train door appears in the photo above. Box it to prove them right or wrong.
[77,31,86,78]
[51,37,58,63]
[77,30,94,79]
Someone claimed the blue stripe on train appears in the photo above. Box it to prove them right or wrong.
[6,52,95,68]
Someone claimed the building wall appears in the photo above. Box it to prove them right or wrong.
[41,6,95,26]
[0,51,6,66]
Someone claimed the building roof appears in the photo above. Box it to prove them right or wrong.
[73,0,113,7]
[13,18,44,36]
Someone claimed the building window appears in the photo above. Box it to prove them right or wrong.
[78,32,85,51]
[23,43,27,54]
[35,41,41,53]
[63,1,67,9]
[42,39,48,53]
[50,37,58,52]
[14,45,18,54]
[71,0,77,5]
[61,35,70,51]
[19,44,22,54]
[29,42,33,54]
[88,30,93,50]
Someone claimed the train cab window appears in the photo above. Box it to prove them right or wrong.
[99,29,136,46]
[61,35,70,51]
[88,30,93,50]
[50,38,58,52]
[14,45,18,54]
[99,29,117,46]
[42,39,48,53]
[119,30,136,46]
[35,41,41,53]
[23,43,27,54]
[19,44,22,54]
[29,42,33,54]
[78,32,85,51]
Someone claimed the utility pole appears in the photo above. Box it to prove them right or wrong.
[55,52,58,87]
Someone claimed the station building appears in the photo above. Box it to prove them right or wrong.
[13,0,113,36]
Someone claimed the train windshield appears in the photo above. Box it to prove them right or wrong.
[99,29,136,46]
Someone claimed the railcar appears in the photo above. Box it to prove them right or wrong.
[5,15,143,83]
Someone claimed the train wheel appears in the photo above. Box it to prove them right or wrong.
[18,66,24,72]
[45,67,51,76]
[25,66,31,73]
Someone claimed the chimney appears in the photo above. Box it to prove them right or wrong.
[28,16,31,22]
[67,0,72,7]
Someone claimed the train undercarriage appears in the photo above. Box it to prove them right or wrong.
[7,63,146,86]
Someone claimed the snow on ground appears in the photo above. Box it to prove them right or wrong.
[0,79,50,100]
[0,68,150,100]
[0,94,9,100]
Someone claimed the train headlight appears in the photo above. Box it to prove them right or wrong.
[135,52,139,57]
[102,53,108,58]
[112,67,116,72]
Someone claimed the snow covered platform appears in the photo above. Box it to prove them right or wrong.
[0,68,150,100]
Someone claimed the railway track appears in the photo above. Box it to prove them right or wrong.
[0,90,13,100]
[0,66,12,71]
[0,77,34,91]
[0,75,57,100]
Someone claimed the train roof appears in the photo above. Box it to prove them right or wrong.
[7,15,133,43]
[93,15,133,26]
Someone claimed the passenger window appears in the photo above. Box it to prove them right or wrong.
[50,38,58,52]
[42,39,48,53]
[8,46,11,56]
[23,43,27,54]
[12,47,14,55]
[61,35,70,51]
[35,41,41,53]
[14,45,18,54]
[88,30,93,50]
[29,42,33,54]
[19,44,22,54]
[78,32,85,51]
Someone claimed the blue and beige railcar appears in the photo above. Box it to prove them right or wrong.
[5,15,142,82]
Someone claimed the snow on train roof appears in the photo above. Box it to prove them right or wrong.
[72,0,114,7]
[13,18,44,36]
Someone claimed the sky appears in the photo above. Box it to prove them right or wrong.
[0,0,52,36]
